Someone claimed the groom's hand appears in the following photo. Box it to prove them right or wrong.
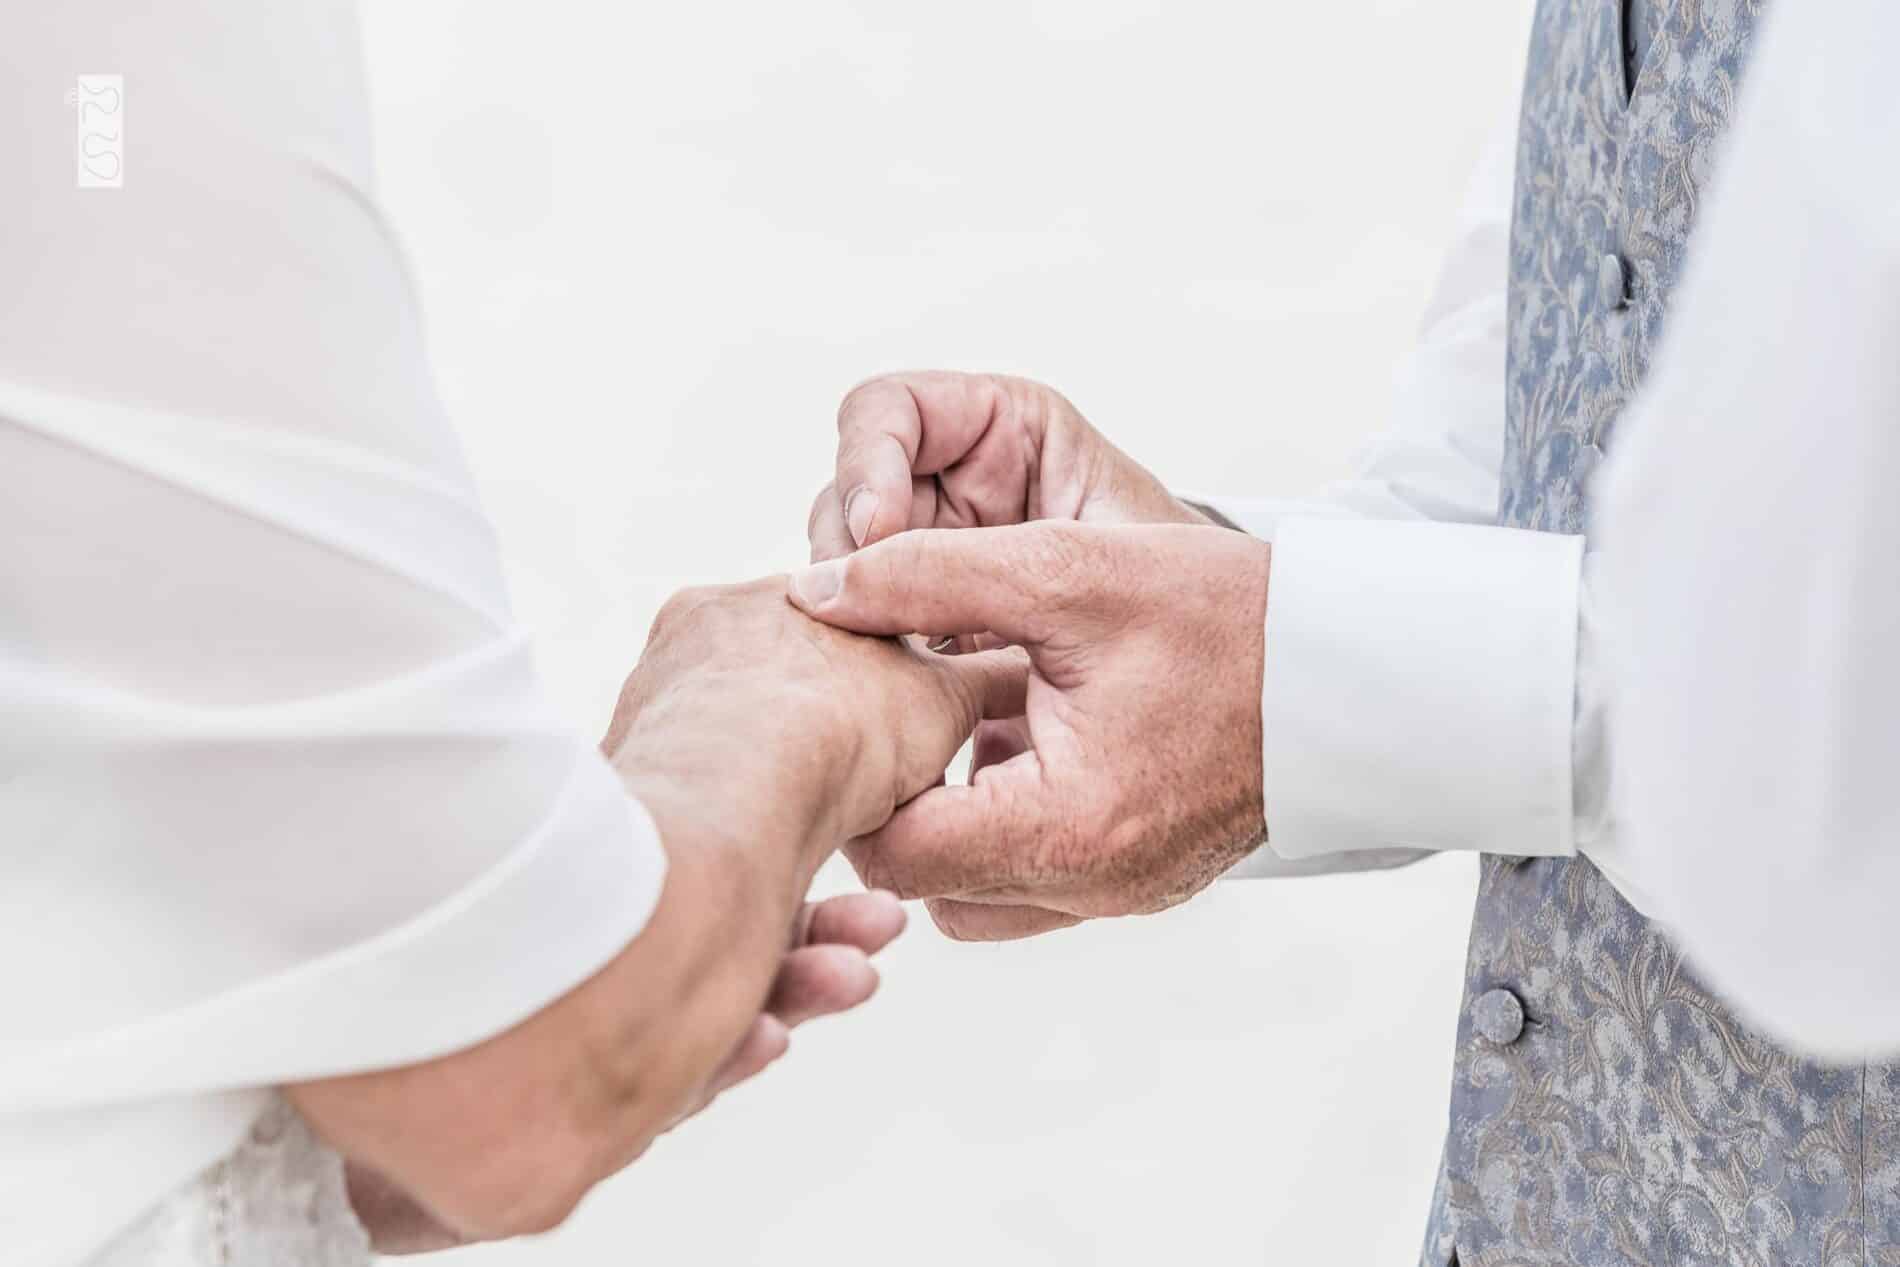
[788,522,1272,941]
[807,371,1208,562]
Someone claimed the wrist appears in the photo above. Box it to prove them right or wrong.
[612,697,848,894]
[620,764,819,908]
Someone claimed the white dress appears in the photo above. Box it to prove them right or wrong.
[4,4,665,1260]
[83,1100,369,1267]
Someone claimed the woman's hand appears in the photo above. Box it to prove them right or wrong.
[604,576,1027,869]
[344,890,908,1254]
[293,578,1024,1245]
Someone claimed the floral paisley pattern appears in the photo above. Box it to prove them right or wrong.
[1420,857,1896,1266]
[1497,0,1761,536]
[1412,1,1900,1264]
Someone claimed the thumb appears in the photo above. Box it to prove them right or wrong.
[786,523,1096,644]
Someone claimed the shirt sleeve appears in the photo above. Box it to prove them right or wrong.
[1191,77,1594,877]
[1594,0,1900,1057]
[0,3,665,1112]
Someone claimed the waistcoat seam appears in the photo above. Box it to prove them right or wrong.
[1863,1061,1871,1267]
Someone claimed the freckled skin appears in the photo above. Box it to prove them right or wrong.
[803,371,1271,942]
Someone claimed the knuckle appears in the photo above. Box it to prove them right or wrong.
[806,483,835,537]
[989,373,1048,430]
[651,585,712,634]
[846,840,898,896]
[1020,522,1099,601]
[855,547,911,616]
[917,529,967,590]
[862,853,919,902]
[926,899,986,942]
[836,374,900,430]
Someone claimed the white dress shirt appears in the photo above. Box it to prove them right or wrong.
[1,7,665,1264]
[6,1,1895,1261]
[1211,0,1900,1060]
[1596,0,1900,1059]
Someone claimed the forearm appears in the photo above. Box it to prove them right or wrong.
[292,752,837,1241]
[308,575,991,1244]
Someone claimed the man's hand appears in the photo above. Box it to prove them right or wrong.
[807,370,1240,939]
[788,522,1271,941]
[292,580,1023,1244]
[807,372,1209,562]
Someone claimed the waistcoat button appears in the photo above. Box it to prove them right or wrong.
[1599,251,1632,310]
[1472,987,1526,1045]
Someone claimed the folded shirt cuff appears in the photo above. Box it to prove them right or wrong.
[1180,493,1326,544]
[1255,517,1584,861]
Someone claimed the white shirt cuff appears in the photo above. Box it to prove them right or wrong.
[1257,517,1584,861]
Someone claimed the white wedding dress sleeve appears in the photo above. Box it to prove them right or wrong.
[3,6,666,1262]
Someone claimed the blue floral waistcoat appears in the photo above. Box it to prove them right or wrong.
[1419,2,1900,1264]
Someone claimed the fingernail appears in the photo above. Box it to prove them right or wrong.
[789,559,844,611]
[844,487,879,547]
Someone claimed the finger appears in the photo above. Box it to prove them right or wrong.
[970,716,1032,776]
[881,647,1033,814]
[765,944,880,1027]
[842,759,1048,899]
[924,898,1084,942]
[924,630,1015,656]
[795,890,908,953]
[788,522,1101,644]
[937,645,1031,726]
[702,1014,791,1102]
[835,372,1013,548]
[808,483,857,563]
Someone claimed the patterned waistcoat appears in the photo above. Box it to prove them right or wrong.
[1419,2,1900,1264]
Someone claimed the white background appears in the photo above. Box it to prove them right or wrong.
[359,3,1532,1262]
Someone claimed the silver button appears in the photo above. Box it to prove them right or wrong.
[1599,252,1632,311]
[1472,987,1526,1045]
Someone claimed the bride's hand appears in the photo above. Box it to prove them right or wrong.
[308,579,1026,1248]
[345,890,908,1254]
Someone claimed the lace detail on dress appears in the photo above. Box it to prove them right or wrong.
[86,1097,370,1267]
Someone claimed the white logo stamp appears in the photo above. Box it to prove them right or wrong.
[72,74,124,189]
